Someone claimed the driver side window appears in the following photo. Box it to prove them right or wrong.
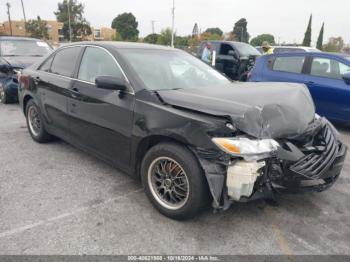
[78,47,123,83]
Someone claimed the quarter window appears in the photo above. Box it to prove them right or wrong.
[310,57,350,79]
[78,47,123,83]
[272,56,305,74]
[39,55,54,72]
[50,47,81,77]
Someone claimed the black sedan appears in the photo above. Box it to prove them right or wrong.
[0,36,53,103]
[18,42,347,220]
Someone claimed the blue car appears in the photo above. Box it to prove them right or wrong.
[249,52,350,123]
[0,36,53,104]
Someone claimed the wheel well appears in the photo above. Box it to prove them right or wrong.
[135,135,188,178]
[23,95,33,114]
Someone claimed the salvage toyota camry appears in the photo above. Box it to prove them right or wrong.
[18,42,347,220]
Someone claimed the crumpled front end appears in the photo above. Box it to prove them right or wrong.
[194,117,347,210]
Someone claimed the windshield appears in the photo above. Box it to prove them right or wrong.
[120,49,230,91]
[0,40,52,57]
[234,42,261,57]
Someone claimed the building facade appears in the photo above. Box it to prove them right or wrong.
[85,27,116,41]
[0,20,64,44]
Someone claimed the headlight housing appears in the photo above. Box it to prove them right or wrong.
[212,137,279,160]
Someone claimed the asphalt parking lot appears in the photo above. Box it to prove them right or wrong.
[0,103,350,255]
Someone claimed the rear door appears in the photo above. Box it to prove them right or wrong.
[67,46,135,168]
[262,54,307,83]
[303,55,350,122]
[34,46,83,139]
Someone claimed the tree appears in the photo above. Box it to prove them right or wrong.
[111,13,139,41]
[112,31,122,41]
[157,28,172,46]
[54,0,92,41]
[343,45,350,54]
[316,23,324,50]
[302,14,312,47]
[233,18,250,43]
[250,34,275,47]
[224,32,237,41]
[192,23,199,38]
[200,32,223,41]
[323,37,344,52]
[205,27,223,37]
[144,33,159,44]
[25,16,49,39]
[175,36,191,47]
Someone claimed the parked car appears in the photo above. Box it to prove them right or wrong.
[0,36,53,104]
[249,52,350,123]
[197,40,261,81]
[256,45,321,54]
[18,42,346,219]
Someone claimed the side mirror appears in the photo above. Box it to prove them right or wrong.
[95,76,127,91]
[342,72,350,85]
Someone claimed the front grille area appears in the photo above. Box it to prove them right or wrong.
[289,124,339,179]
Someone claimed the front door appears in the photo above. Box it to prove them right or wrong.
[67,46,135,168]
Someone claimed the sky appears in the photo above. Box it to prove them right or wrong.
[0,0,349,45]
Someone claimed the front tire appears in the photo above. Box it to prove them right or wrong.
[141,142,209,220]
[25,99,52,143]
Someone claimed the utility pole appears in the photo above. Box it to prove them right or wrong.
[6,3,12,36]
[171,0,175,48]
[20,0,27,36]
[67,0,72,42]
[151,20,156,34]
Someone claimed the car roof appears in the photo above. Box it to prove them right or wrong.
[62,41,176,51]
[203,40,251,45]
[267,51,350,58]
[0,36,45,41]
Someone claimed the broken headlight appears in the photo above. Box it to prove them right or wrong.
[212,137,279,159]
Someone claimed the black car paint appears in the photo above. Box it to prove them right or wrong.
[18,42,347,210]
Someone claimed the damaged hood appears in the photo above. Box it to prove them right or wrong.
[156,82,316,139]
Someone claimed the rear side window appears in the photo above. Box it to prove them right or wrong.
[78,47,123,83]
[310,57,350,80]
[272,56,305,74]
[51,47,81,77]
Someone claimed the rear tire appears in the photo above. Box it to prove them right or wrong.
[25,99,52,143]
[141,142,209,220]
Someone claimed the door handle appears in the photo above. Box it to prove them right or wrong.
[70,87,80,98]
[307,81,315,84]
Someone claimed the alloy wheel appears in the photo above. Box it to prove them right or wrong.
[148,157,190,210]
[28,105,41,137]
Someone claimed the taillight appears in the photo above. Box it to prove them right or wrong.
[19,75,30,90]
